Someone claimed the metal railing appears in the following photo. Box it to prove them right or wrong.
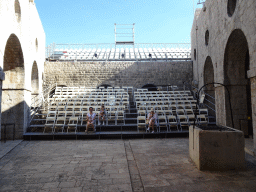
[183,82,216,115]
[30,83,57,124]
[45,43,191,61]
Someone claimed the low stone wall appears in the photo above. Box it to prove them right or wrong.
[44,61,193,89]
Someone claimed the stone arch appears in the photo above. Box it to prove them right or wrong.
[49,85,67,98]
[142,83,158,91]
[31,61,39,95]
[224,29,252,136]
[2,33,26,139]
[203,56,215,116]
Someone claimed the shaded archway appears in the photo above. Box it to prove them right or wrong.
[97,84,112,89]
[2,34,25,139]
[224,29,252,137]
[31,61,39,95]
[142,84,158,91]
[203,56,215,116]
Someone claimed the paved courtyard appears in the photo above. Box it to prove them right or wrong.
[0,138,256,192]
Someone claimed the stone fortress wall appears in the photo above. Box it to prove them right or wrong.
[44,61,193,89]
[0,0,45,139]
[191,0,256,154]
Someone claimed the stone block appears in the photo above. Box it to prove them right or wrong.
[189,126,245,171]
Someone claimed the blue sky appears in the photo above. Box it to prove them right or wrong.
[36,0,204,46]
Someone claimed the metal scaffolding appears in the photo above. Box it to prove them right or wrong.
[114,23,135,46]
[45,43,191,62]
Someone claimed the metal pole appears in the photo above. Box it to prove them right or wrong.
[4,125,6,143]
[13,124,15,140]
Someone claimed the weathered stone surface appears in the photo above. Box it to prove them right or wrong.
[0,1,45,141]
[44,61,193,89]
[189,126,245,170]
[191,0,256,153]
[1,139,256,191]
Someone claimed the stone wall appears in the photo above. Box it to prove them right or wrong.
[44,61,193,89]
[191,0,256,154]
[0,0,45,140]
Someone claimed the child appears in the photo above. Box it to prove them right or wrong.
[99,105,106,125]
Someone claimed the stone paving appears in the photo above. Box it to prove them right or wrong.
[0,139,255,192]
[0,140,23,159]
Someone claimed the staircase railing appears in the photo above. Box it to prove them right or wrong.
[30,83,57,124]
[183,82,216,116]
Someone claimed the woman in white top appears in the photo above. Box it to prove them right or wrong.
[147,108,158,133]
[85,107,96,133]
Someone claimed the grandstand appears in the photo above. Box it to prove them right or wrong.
[23,40,217,140]
[46,43,191,61]
[26,84,215,140]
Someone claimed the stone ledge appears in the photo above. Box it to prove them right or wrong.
[247,67,256,78]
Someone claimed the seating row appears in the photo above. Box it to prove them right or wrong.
[56,87,132,92]
[137,108,208,117]
[134,94,194,101]
[44,110,125,133]
[48,105,127,112]
[49,99,129,105]
[134,90,191,94]
[137,114,208,132]
[52,94,129,99]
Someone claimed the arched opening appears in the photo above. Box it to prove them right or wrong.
[227,0,237,17]
[2,34,25,139]
[205,30,209,46]
[142,84,158,91]
[203,56,215,116]
[35,38,38,52]
[15,0,21,23]
[49,85,67,98]
[31,61,39,95]
[224,29,252,137]
[97,84,112,89]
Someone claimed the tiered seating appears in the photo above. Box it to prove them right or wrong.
[52,47,191,61]
[135,89,208,132]
[44,87,129,133]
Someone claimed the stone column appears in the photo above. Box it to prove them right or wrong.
[0,71,5,141]
[247,68,256,155]
[1,87,30,140]
[215,86,226,126]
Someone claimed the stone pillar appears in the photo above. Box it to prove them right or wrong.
[251,77,256,155]
[215,86,226,126]
[247,68,256,155]
[0,71,5,141]
[1,88,30,140]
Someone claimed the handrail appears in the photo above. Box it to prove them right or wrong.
[184,81,216,114]
[195,83,234,128]
[30,83,57,124]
